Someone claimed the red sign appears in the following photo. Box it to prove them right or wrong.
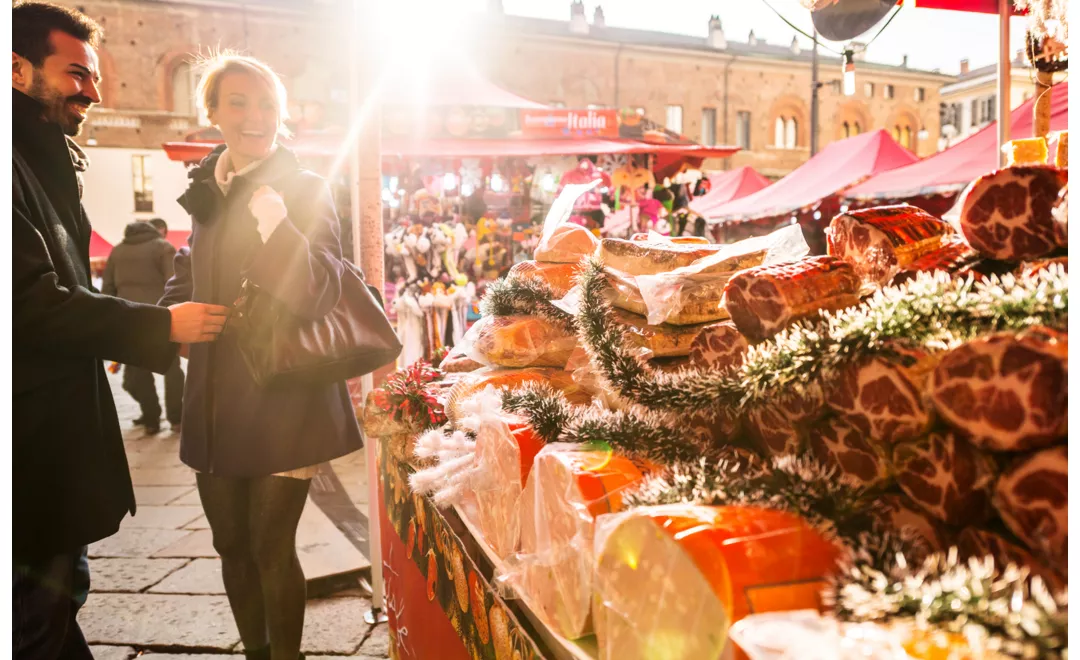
[519,108,620,138]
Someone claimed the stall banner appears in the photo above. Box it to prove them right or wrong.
[520,109,620,139]
[376,433,546,660]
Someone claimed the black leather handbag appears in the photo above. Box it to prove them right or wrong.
[229,260,402,387]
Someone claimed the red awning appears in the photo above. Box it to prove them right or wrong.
[845,82,1069,200]
[705,130,918,222]
[690,167,773,217]
[905,0,1022,14]
[89,230,112,259]
[165,230,191,250]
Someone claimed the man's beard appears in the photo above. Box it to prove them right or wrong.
[28,74,92,137]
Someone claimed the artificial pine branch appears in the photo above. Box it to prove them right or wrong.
[500,383,578,444]
[479,276,576,333]
[831,550,1068,659]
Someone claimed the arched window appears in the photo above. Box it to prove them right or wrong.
[853,122,862,135]
[892,126,902,142]
[901,126,912,148]
[774,117,785,148]
[171,61,196,116]
[785,117,797,149]
[842,121,851,138]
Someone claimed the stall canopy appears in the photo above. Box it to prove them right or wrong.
[89,230,112,259]
[690,167,773,217]
[905,0,1022,14]
[705,129,917,223]
[845,82,1069,202]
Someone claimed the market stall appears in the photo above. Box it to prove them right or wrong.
[689,166,773,219]
[843,82,1069,215]
[704,130,917,251]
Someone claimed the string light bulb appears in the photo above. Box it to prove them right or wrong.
[842,48,856,97]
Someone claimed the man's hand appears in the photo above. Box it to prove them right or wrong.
[168,303,230,344]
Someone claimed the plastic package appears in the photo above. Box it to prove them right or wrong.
[502,444,644,639]
[507,260,582,297]
[535,180,602,263]
[729,610,911,660]
[458,314,578,368]
[591,504,840,660]
[444,367,591,425]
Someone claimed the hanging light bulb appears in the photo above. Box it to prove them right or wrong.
[842,48,856,97]
[442,173,458,191]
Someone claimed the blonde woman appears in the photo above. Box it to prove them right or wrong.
[160,54,362,660]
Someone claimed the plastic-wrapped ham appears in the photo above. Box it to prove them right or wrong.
[688,322,748,371]
[958,165,1068,260]
[890,430,996,526]
[827,204,955,286]
[514,446,643,639]
[804,416,891,489]
[993,445,1068,574]
[826,344,937,445]
[722,256,861,342]
[889,234,981,286]
[928,327,1067,452]
[592,505,840,660]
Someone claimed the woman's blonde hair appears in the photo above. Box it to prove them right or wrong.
[195,52,291,137]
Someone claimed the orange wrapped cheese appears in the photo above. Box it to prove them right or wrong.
[507,260,581,298]
[517,448,644,639]
[593,505,841,660]
[472,419,545,559]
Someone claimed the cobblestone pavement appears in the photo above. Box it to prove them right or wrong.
[84,369,390,660]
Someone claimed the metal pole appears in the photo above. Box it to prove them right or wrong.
[996,0,1010,166]
[351,0,388,625]
[810,28,820,156]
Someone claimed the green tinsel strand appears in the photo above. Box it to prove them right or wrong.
[479,276,576,333]
[500,383,578,444]
[563,408,706,464]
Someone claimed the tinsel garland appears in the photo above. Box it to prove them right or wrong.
[478,276,576,333]
[575,258,1068,416]
[830,550,1068,659]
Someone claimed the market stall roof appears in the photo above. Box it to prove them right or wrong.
[904,0,1022,14]
[705,129,917,223]
[845,82,1069,201]
[89,230,112,259]
[162,137,739,163]
[690,167,773,217]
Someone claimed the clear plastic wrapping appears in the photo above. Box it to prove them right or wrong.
[535,180,602,263]
[444,367,590,425]
[458,314,578,368]
[729,610,912,660]
[590,504,841,660]
[507,260,582,297]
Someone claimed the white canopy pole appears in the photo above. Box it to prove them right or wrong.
[997,0,1011,166]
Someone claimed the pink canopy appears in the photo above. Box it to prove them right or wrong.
[89,230,112,259]
[845,83,1069,201]
[690,166,773,217]
[706,130,918,223]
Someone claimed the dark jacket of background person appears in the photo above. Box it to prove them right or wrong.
[102,221,177,304]
[12,88,178,561]
[160,144,363,477]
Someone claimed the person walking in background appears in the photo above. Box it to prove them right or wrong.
[102,217,186,434]
[13,3,230,658]
[160,53,363,660]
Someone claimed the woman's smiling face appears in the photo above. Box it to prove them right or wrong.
[209,71,280,165]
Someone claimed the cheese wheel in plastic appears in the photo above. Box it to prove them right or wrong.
[592,504,841,660]
[472,420,545,560]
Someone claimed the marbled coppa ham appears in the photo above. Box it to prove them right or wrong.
[993,445,1068,573]
[722,256,861,342]
[826,344,938,445]
[958,166,1068,260]
[1052,184,1068,247]
[804,416,891,489]
[957,527,1065,592]
[744,405,801,458]
[889,234,981,287]
[928,327,1067,452]
[828,204,955,286]
[688,322,748,372]
[876,494,947,559]
[890,430,997,526]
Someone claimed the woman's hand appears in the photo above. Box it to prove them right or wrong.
[248,185,288,243]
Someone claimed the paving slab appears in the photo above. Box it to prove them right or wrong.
[79,594,239,649]
[171,488,203,506]
[89,645,135,660]
[120,506,204,530]
[130,467,197,487]
[126,451,188,469]
[133,486,195,506]
[357,624,390,657]
[148,558,224,595]
[152,530,219,559]
[89,558,188,593]
[184,516,211,530]
[295,499,370,582]
[300,597,371,655]
[137,656,240,660]
[89,528,190,559]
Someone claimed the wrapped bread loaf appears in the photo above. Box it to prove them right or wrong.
[466,315,577,368]
[445,368,590,425]
[827,204,956,286]
[615,310,711,358]
[827,344,937,445]
[689,322,748,372]
[535,223,598,264]
[630,233,710,245]
[876,494,947,558]
[744,405,801,458]
[890,430,996,526]
[889,234,981,286]
[928,326,1067,452]
[957,527,1065,592]
[958,165,1068,260]
[606,267,730,326]
[507,260,581,297]
[440,347,483,373]
[592,505,841,660]
[722,256,861,342]
[993,445,1068,574]
[804,416,891,489]
[517,448,643,639]
[600,237,765,276]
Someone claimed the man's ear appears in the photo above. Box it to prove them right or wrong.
[12,52,32,91]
